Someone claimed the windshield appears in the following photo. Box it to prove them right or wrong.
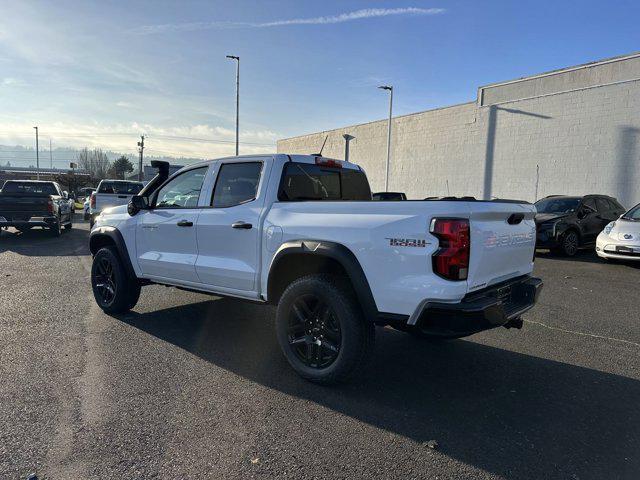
[1,181,58,195]
[535,197,581,214]
[622,203,640,221]
[98,181,143,195]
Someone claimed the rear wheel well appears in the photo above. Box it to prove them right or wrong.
[268,254,351,305]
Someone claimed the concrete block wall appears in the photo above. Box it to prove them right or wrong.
[278,53,640,208]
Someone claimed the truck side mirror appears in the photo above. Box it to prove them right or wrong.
[63,191,69,199]
[128,196,149,216]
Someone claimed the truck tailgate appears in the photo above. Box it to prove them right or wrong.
[95,193,133,212]
[0,195,50,218]
[466,203,536,292]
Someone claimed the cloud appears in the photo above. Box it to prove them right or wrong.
[131,7,446,35]
[2,77,26,86]
[0,121,279,161]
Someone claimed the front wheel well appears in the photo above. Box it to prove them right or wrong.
[89,234,117,255]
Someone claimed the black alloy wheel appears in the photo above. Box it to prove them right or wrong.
[94,255,117,306]
[287,293,342,369]
[276,274,375,384]
[562,231,579,256]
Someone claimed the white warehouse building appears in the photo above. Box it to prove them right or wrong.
[277,52,640,207]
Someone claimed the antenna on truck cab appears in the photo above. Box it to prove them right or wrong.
[312,135,328,157]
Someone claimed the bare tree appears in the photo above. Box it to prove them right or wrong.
[76,148,111,180]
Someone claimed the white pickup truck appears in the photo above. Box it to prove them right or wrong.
[89,154,542,384]
[89,179,143,227]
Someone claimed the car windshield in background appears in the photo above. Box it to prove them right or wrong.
[279,163,371,201]
[98,182,143,195]
[1,182,57,195]
[622,203,640,220]
[535,197,581,214]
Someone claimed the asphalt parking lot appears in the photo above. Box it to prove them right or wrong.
[1,217,638,480]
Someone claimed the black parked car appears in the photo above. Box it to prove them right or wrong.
[535,195,625,256]
[372,191,407,201]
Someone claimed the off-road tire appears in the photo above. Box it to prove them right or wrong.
[49,218,61,237]
[275,274,375,385]
[91,246,141,314]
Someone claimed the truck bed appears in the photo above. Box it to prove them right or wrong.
[264,199,536,316]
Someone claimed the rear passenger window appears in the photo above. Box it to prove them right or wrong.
[211,162,262,208]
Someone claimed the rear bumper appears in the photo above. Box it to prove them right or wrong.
[0,216,58,228]
[413,275,543,337]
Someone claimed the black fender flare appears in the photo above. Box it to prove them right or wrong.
[89,226,137,279]
[267,240,378,321]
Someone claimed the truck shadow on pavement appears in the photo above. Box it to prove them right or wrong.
[119,297,640,479]
[0,227,89,256]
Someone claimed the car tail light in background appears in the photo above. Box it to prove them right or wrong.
[90,192,96,209]
[47,199,54,215]
[430,218,470,281]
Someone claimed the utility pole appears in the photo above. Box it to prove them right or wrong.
[378,85,393,191]
[226,55,240,156]
[33,126,40,180]
[49,138,53,169]
[137,135,145,181]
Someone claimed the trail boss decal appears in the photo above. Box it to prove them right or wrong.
[386,237,430,248]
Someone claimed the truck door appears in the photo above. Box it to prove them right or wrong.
[136,166,209,282]
[195,159,270,292]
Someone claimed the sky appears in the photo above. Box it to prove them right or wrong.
[1,0,639,166]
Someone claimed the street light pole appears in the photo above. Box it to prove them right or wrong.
[226,55,240,156]
[342,134,355,162]
[378,85,393,191]
[33,126,40,180]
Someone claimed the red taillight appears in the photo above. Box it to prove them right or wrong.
[90,193,96,209]
[314,157,343,168]
[430,218,470,281]
[47,199,54,215]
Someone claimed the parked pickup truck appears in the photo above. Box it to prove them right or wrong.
[0,180,73,236]
[89,179,143,227]
[89,154,543,384]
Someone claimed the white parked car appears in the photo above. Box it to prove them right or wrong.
[83,199,91,221]
[89,180,143,227]
[596,202,640,261]
[89,154,542,384]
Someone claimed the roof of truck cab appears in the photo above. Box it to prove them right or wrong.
[179,153,360,172]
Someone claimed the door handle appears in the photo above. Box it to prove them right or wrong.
[177,220,193,227]
[232,221,252,229]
